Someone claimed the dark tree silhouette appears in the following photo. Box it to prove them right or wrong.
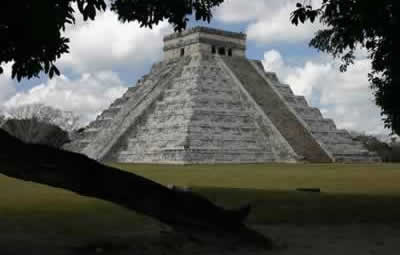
[291,0,399,135]
[0,129,271,246]
[0,0,272,247]
[0,0,223,80]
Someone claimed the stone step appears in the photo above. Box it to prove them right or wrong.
[317,136,359,145]
[334,153,381,162]
[305,118,337,132]
[109,97,130,108]
[274,85,294,96]
[285,95,309,107]
[293,106,322,118]
[327,144,368,154]
[222,57,333,162]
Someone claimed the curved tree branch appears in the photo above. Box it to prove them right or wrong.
[0,129,272,247]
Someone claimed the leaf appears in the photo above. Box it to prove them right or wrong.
[77,0,85,15]
[309,10,318,23]
[299,12,306,23]
[44,61,50,73]
[11,66,17,80]
[290,9,301,25]
[53,65,60,76]
[85,4,96,20]
[49,65,60,78]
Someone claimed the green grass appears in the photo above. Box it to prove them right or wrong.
[1,163,400,241]
[111,163,400,195]
[0,172,161,239]
[110,163,400,224]
[1,163,400,253]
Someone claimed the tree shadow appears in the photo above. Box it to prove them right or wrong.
[192,186,400,225]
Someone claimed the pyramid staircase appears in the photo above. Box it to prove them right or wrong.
[112,55,298,163]
[65,26,380,163]
[249,59,380,162]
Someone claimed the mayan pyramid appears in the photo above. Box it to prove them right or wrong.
[65,27,380,163]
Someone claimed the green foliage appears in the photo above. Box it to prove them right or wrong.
[111,0,224,30]
[291,0,399,135]
[352,134,400,162]
[0,0,223,81]
[0,115,5,127]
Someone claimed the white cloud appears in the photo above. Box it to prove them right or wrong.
[262,50,387,135]
[214,0,277,23]
[59,10,172,73]
[2,9,173,124]
[4,71,127,124]
[232,0,387,135]
[262,50,285,73]
[215,0,322,44]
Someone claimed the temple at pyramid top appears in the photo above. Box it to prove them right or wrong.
[163,27,247,60]
[65,27,381,164]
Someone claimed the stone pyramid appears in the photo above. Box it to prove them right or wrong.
[65,27,380,163]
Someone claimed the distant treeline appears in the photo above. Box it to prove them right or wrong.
[2,115,400,163]
[354,134,400,162]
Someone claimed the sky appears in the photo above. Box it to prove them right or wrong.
[0,0,389,136]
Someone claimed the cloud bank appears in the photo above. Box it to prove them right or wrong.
[60,10,172,73]
[215,0,322,44]
[4,71,127,124]
[1,9,172,123]
[0,2,389,137]
[262,50,386,135]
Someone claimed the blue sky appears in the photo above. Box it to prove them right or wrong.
[0,0,388,136]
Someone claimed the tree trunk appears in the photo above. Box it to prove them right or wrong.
[0,129,272,247]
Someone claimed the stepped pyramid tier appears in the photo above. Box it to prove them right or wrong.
[65,27,380,163]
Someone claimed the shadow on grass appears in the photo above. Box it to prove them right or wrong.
[1,183,400,254]
[192,186,400,225]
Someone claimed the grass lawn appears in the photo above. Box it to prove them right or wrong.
[112,163,400,224]
[1,163,400,252]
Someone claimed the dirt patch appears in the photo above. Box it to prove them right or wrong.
[1,224,400,255]
[260,224,400,255]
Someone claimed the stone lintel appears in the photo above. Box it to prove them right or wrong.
[163,26,246,41]
[163,37,246,52]
[163,27,247,60]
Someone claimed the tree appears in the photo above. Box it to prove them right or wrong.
[0,0,272,247]
[0,114,5,127]
[350,132,393,162]
[0,0,223,80]
[291,0,399,135]
[1,118,70,148]
[6,103,82,132]
[0,128,270,246]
